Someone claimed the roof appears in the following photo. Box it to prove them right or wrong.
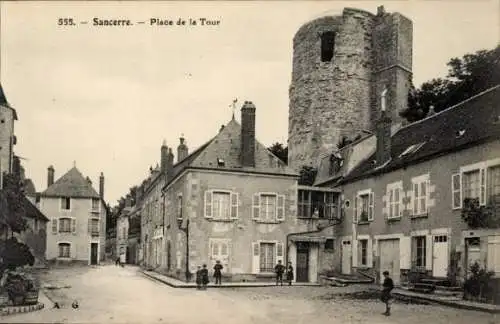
[41,167,100,198]
[340,84,500,184]
[23,196,49,222]
[0,83,18,120]
[162,117,297,191]
[22,179,36,195]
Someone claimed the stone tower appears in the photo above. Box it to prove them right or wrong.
[0,84,17,176]
[287,6,413,171]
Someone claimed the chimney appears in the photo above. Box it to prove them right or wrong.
[160,140,168,174]
[377,5,386,16]
[47,165,55,188]
[167,148,174,176]
[241,101,256,167]
[177,135,189,163]
[219,125,225,132]
[86,176,92,185]
[99,172,105,199]
[375,87,392,166]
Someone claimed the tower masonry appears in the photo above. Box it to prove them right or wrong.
[287,6,413,171]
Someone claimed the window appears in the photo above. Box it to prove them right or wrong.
[463,170,481,200]
[259,242,276,273]
[359,239,368,266]
[58,243,70,258]
[91,198,100,211]
[260,194,277,222]
[298,190,336,219]
[320,31,335,62]
[325,239,334,251]
[388,187,400,218]
[61,197,71,210]
[411,176,429,216]
[89,218,99,235]
[489,165,500,204]
[354,190,374,223]
[59,218,72,233]
[177,195,183,220]
[414,236,426,268]
[34,219,39,232]
[399,142,426,158]
[205,190,239,220]
[253,193,285,222]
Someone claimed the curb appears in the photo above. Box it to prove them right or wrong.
[392,292,500,314]
[0,302,45,316]
[141,271,321,288]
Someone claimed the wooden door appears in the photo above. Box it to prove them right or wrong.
[379,239,400,285]
[432,235,449,278]
[341,239,352,274]
[296,242,309,282]
[90,243,98,265]
[210,239,230,273]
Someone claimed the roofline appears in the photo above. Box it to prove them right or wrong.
[393,84,500,137]
[38,193,100,199]
[339,135,500,185]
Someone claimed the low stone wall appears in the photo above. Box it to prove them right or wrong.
[0,302,44,316]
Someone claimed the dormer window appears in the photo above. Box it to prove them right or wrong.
[217,158,225,167]
[456,129,466,138]
[320,31,336,62]
[399,142,426,158]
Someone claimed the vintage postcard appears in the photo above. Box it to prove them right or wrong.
[0,0,498,323]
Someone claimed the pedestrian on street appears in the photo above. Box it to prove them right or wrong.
[274,260,285,286]
[195,266,202,290]
[286,262,294,286]
[380,270,394,316]
[115,257,120,266]
[213,260,223,285]
[201,264,209,290]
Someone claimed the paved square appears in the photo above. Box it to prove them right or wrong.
[1,265,498,324]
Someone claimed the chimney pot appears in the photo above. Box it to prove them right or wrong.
[177,135,189,163]
[99,172,105,199]
[47,165,55,188]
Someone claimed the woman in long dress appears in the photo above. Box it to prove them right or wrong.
[286,262,294,286]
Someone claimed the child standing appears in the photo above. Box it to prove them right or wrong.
[274,260,285,286]
[380,271,394,316]
[213,260,223,285]
[286,262,294,286]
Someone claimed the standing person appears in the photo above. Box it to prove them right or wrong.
[201,264,209,290]
[195,266,202,290]
[274,260,285,286]
[213,260,223,285]
[115,256,120,266]
[380,271,394,316]
[286,262,294,286]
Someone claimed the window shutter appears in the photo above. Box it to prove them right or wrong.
[352,239,358,268]
[276,242,284,264]
[425,235,433,271]
[71,219,77,234]
[399,236,411,269]
[367,239,373,268]
[413,183,419,215]
[480,168,486,206]
[452,173,462,209]
[230,192,239,219]
[368,192,374,221]
[204,191,213,218]
[88,219,92,234]
[353,195,358,223]
[252,193,260,220]
[252,242,260,274]
[276,195,285,221]
[425,179,430,213]
[51,218,58,234]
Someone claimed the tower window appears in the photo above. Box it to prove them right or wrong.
[321,31,336,62]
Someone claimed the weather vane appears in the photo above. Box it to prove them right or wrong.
[230,98,238,119]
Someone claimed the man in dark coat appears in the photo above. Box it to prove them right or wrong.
[274,260,285,286]
[200,264,209,290]
[213,260,223,285]
[380,271,394,316]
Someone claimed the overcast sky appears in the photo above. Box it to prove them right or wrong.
[1,0,499,205]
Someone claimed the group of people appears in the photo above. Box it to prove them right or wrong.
[195,260,224,290]
[274,260,294,286]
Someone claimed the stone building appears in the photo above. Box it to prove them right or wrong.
[314,85,500,285]
[36,165,107,264]
[0,84,17,176]
[288,6,413,171]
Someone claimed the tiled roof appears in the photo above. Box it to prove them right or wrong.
[23,196,49,222]
[41,167,100,198]
[341,84,500,183]
[22,179,36,195]
[0,83,18,120]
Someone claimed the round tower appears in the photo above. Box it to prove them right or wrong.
[287,6,413,171]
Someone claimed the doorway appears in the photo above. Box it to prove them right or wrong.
[432,235,449,277]
[90,243,98,265]
[296,242,310,282]
[341,239,352,274]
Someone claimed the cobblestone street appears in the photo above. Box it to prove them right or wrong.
[1,265,498,324]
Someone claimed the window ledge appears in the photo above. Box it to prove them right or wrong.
[90,210,100,214]
[410,213,428,219]
[357,221,371,225]
[206,218,236,223]
[386,217,401,223]
[256,273,275,278]
[255,220,282,224]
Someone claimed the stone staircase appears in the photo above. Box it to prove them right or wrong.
[407,277,462,298]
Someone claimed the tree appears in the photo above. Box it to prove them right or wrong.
[298,166,318,186]
[401,45,500,122]
[268,142,288,164]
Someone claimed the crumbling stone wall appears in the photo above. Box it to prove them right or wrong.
[288,7,413,171]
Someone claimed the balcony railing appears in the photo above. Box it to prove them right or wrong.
[297,202,338,220]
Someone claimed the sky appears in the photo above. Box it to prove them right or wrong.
[1,0,499,206]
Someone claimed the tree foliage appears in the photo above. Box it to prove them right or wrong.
[401,45,500,122]
[268,142,288,164]
[0,173,27,235]
[461,197,500,229]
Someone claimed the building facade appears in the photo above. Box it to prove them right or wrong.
[288,6,412,171]
[38,166,107,264]
[0,84,17,177]
[314,85,500,285]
